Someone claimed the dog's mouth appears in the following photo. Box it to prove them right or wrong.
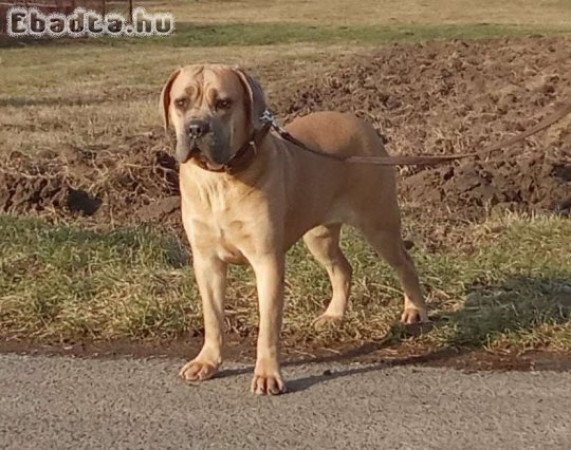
[176,136,229,171]
[198,154,225,171]
[186,142,225,171]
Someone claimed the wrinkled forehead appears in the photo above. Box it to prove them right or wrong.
[170,65,244,99]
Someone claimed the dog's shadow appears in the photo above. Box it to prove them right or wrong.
[284,347,457,393]
[215,275,570,393]
[214,346,456,393]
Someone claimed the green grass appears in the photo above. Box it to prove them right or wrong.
[1,213,569,352]
[3,22,569,49]
[161,22,571,47]
[0,218,195,339]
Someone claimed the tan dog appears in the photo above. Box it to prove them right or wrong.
[160,64,428,395]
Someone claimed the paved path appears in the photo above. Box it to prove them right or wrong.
[1,354,570,449]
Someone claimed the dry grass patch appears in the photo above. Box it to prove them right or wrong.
[147,0,571,27]
[0,43,356,155]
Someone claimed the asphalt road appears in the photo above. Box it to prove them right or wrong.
[1,354,570,449]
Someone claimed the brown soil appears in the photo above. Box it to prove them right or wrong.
[0,133,179,225]
[271,36,571,221]
[1,37,570,230]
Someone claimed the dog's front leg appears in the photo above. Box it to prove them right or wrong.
[250,254,287,395]
[179,253,227,382]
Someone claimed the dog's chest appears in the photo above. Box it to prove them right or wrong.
[189,213,251,264]
[181,169,268,263]
[181,183,262,263]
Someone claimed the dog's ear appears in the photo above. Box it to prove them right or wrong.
[233,67,267,130]
[160,68,182,131]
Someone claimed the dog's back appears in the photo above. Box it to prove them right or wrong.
[285,111,389,158]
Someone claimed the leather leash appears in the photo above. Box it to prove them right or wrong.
[265,101,571,166]
[192,100,570,173]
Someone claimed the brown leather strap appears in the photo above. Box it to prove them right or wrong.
[224,122,272,173]
[195,100,571,172]
[276,101,571,166]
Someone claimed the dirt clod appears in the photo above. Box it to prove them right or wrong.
[0,132,179,223]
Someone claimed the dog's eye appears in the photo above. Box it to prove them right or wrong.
[216,98,232,110]
[174,97,189,110]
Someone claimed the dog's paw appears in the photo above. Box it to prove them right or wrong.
[179,359,219,383]
[251,373,286,395]
[312,313,343,330]
[251,360,286,395]
[400,307,429,324]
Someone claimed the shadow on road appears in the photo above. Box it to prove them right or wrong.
[212,275,571,391]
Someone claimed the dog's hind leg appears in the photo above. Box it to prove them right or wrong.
[303,224,353,328]
[358,214,428,324]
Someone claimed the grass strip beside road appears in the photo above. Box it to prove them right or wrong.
[1,213,569,352]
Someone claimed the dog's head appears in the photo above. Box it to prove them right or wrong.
[160,64,267,169]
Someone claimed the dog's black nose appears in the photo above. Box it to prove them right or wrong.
[188,120,210,138]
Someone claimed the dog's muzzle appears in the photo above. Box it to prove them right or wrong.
[175,141,197,164]
[175,119,213,164]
